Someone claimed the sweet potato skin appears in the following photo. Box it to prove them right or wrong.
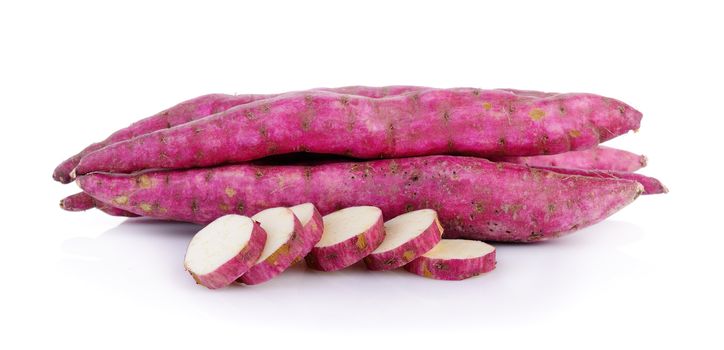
[53,86,423,183]
[75,89,642,176]
[496,145,647,172]
[77,155,643,242]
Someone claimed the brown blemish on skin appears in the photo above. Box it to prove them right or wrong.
[193,126,203,135]
[159,134,168,144]
[224,187,236,198]
[473,201,485,213]
[389,160,399,174]
[267,244,290,265]
[139,203,153,212]
[434,261,448,270]
[204,171,213,182]
[472,89,481,96]
[191,199,199,213]
[164,175,170,185]
[113,196,129,205]
[482,102,492,111]
[261,103,271,113]
[618,105,626,114]
[356,234,367,251]
[339,95,349,106]
[559,105,566,114]
[402,250,415,262]
[136,175,152,189]
[529,108,546,121]
[255,170,264,178]
[443,110,451,121]
[421,262,433,278]
[405,204,415,212]
[548,204,556,213]
[304,167,312,180]
[237,202,245,213]
[569,129,582,138]
[219,203,230,212]
[244,110,255,120]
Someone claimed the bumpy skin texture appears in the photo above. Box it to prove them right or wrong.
[74,89,642,176]
[238,212,306,285]
[364,215,444,271]
[496,145,647,172]
[534,166,667,195]
[52,86,423,183]
[291,204,324,263]
[77,155,644,242]
[60,192,139,217]
[305,214,385,271]
[404,243,496,281]
[187,220,267,289]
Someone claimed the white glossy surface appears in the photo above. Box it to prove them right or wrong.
[184,215,254,275]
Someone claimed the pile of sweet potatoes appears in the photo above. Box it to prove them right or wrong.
[55,86,665,284]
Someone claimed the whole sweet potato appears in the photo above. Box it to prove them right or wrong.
[77,155,643,242]
[53,86,423,183]
[497,145,647,172]
[75,89,642,176]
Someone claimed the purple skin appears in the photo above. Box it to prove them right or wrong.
[52,86,423,184]
[238,213,306,285]
[364,216,444,271]
[74,89,642,176]
[189,221,267,289]
[533,166,667,195]
[305,214,385,271]
[60,192,139,217]
[77,155,644,243]
[292,204,324,264]
[404,247,496,281]
[495,145,647,172]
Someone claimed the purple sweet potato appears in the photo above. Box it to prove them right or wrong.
[74,89,642,176]
[77,155,644,242]
[532,166,667,195]
[184,214,267,289]
[496,145,647,172]
[53,86,423,184]
[305,206,385,271]
[238,207,306,285]
[364,209,443,271]
[60,192,139,217]
[404,239,496,280]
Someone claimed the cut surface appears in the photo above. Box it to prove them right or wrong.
[422,239,495,259]
[373,209,438,253]
[318,206,382,247]
[252,207,296,262]
[290,203,314,226]
[184,215,254,275]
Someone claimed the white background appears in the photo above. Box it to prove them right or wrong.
[1,1,722,349]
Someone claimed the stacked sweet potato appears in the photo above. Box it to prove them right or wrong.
[56,86,665,243]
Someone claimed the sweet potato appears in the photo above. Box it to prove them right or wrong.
[533,166,667,194]
[60,192,139,217]
[77,155,644,242]
[184,214,267,289]
[238,207,306,285]
[305,206,385,271]
[496,145,647,172]
[74,89,642,176]
[364,209,443,271]
[53,86,423,183]
[404,239,496,280]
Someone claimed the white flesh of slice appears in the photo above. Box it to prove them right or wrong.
[184,214,255,275]
[290,203,314,226]
[422,239,495,259]
[372,209,437,253]
[317,206,382,247]
[252,207,296,263]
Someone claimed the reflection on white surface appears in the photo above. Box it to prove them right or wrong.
[59,218,644,330]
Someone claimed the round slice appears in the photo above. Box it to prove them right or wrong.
[289,203,324,262]
[184,214,267,289]
[404,239,496,280]
[238,207,306,285]
[364,209,443,271]
[305,206,385,271]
